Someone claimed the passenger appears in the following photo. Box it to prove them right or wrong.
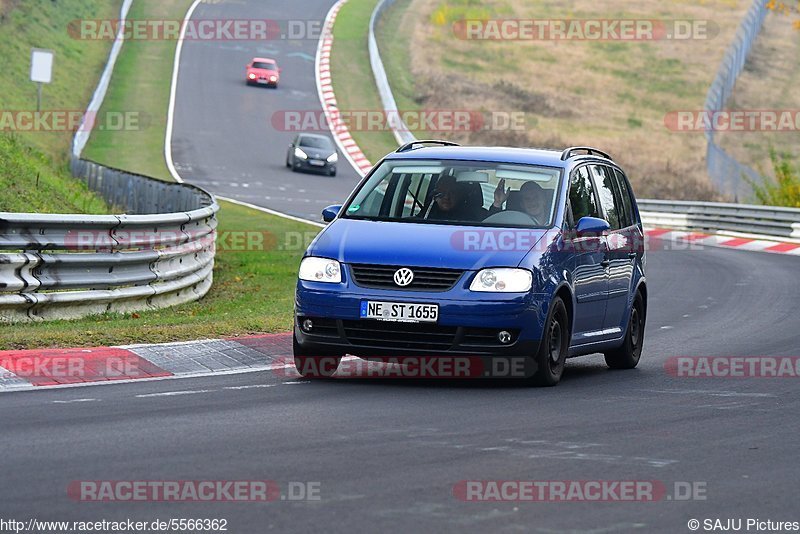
[489,179,550,222]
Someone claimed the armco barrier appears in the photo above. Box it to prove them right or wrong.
[638,199,800,241]
[0,160,218,322]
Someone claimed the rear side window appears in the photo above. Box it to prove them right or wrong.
[613,169,636,227]
[590,165,621,230]
[568,166,600,224]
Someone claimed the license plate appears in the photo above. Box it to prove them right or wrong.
[308,159,325,166]
[257,79,269,84]
[360,301,438,323]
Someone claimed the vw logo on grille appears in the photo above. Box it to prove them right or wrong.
[393,268,414,287]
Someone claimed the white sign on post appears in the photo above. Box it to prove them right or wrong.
[30,48,54,83]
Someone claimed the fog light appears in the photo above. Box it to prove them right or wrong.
[302,319,313,332]
[498,330,512,344]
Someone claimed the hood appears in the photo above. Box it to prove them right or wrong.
[308,219,549,271]
[249,67,278,76]
[298,145,335,159]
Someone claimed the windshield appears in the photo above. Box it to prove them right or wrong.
[299,136,333,149]
[343,159,561,227]
[252,61,276,70]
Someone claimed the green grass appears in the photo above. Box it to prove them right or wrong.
[0,0,119,214]
[331,0,399,162]
[0,0,121,160]
[0,134,109,213]
[0,0,321,349]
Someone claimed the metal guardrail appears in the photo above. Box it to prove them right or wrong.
[1,160,219,322]
[0,0,219,322]
[704,0,768,198]
[638,199,800,241]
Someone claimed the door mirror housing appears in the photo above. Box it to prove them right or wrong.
[322,205,342,223]
[575,216,610,237]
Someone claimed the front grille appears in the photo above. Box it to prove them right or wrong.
[342,320,457,351]
[349,264,463,291]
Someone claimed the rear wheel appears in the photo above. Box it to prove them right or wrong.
[293,333,342,378]
[529,297,569,386]
[604,292,645,369]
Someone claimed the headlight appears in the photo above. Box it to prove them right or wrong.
[270,75,278,82]
[469,268,532,292]
[294,147,308,160]
[326,152,338,163]
[299,257,341,283]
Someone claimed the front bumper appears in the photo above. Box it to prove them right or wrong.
[293,158,335,174]
[294,279,549,359]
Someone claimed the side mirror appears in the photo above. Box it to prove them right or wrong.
[575,216,610,237]
[322,205,342,223]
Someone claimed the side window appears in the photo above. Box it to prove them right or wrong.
[613,169,636,227]
[590,165,621,230]
[569,166,600,224]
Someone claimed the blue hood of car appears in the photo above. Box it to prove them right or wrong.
[307,219,549,270]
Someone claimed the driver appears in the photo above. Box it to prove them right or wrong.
[426,175,484,221]
[489,179,549,223]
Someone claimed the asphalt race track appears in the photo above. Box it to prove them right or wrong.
[1,0,799,532]
[170,0,363,221]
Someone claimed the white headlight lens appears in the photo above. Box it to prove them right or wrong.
[327,152,338,163]
[470,268,532,292]
[299,257,342,283]
[294,147,308,160]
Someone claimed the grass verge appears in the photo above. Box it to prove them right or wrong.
[0,0,119,213]
[331,0,399,161]
[1,0,320,349]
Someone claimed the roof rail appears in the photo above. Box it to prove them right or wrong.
[560,146,613,161]
[395,139,461,153]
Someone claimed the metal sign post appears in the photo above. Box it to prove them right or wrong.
[30,48,54,112]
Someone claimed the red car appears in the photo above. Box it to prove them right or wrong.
[246,57,280,88]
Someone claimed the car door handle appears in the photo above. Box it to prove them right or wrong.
[600,259,610,268]
[627,252,637,259]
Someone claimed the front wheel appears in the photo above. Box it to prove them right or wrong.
[293,334,342,378]
[604,292,645,369]
[529,297,570,386]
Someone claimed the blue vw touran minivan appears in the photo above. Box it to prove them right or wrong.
[293,141,646,386]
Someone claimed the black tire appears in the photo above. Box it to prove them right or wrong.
[293,333,342,378]
[286,154,292,168]
[529,297,570,386]
[329,169,337,177]
[604,291,645,369]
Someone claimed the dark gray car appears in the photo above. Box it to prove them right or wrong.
[286,134,338,176]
